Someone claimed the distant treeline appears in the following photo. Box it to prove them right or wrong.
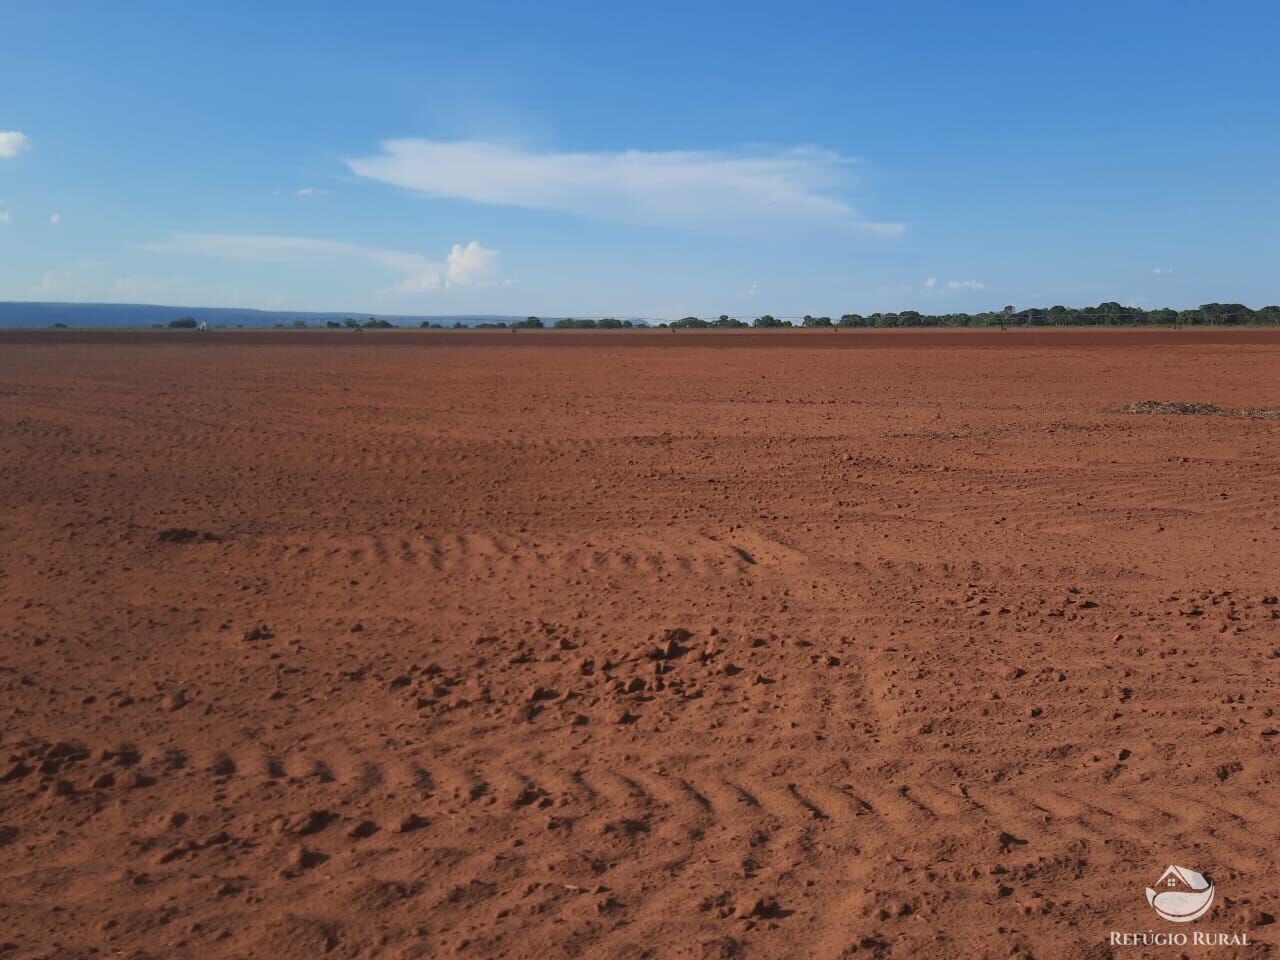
[180,316,649,329]
[354,302,1280,330]
[141,301,1279,331]
[668,302,1279,329]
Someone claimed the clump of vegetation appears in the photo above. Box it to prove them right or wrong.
[1125,400,1280,420]
[753,315,792,328]
[156,527,221,544]
[514,316,543,329]
[168,316,198,329]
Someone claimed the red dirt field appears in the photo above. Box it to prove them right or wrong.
[2,329,1279,959]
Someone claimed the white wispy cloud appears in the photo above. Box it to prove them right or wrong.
[114,275,185,296]
[0,131,31,158]
[0,202,10,223]
[1153,266,1174,275]
[141,232,501,292]
[35,269,73,296]
[345,139,903,234]
[143,233,350,261]
[49,212,61,224]
[947,279,984,290]
[295,187,325,197]
[923,276,937,289]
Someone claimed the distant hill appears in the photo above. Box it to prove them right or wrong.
[0,302,631,329]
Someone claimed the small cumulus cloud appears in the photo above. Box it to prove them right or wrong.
[383,239,501,293]
[49,212,61,224]
[923,277,937,289]
[346,139,903,234]
[0,201,10,223]
[1153,266,1174,275]
[0,131,31,159]
[947,279,984,290]
[745,282,759,298]
[445,240,499,288]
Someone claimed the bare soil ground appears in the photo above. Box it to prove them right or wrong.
[2,329,1279,959]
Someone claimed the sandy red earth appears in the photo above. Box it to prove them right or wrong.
[2,328,1279,959]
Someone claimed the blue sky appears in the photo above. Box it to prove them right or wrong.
[1,1,1277,318]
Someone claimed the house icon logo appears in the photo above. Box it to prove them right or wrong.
[1146,865,1215,922]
